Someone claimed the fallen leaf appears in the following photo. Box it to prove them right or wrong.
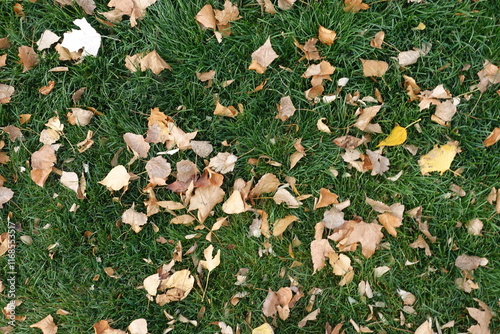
[0,54,6,67]
[209,152,237,174]
[18,46,39,72]
[188,185,225,223]
[252,323,274,334]
[330,220,384,258]
[298,308,320,328]
[105,0,158,27]
[39,81,55,95]
[99,165,130,191]
[315,188,339,209]
[431,99,458,127]
[75,0,96,14]
[360,59,389,77]
[467,299,491,334]
[67,108,94,126]
[124,133,150,158]
[477,60,500,93]
[316,118,332,133]
[29,315,57,334]
[60,18,101,57]
[249,37,279,74]
[31,145,57,187]
[466,219,484,236]
[294,38,322,61]
[377,125,407,147]
[318,26,337,45]
[36,30,60,50]
[125,50,172,75]
[374,266,390,278]
[128,319,148,334]
[354,105,382,132]
[0,187,14,208]
[196,70,215,82]
[278,0,296,10]
[19,114,31,124]
[403,75,421,101]
[272,215,299,237]
[483,127,500,147]
[54,43,82,60]
[157,269,194,304]
[122,204,148,233]
[256,0,276,14]
[455,254,488,271]
[418,141,460,175]
[398,49,421,66]
[370,31,384,49]
[366,149,390,176]
[190,140,213,157]
[414,318,433,334]
[222,190,246,214]
[410,235,432,256]
[196,4,217,30]
[0,37,10,49]
[249,173,280,197]
[214,101,239,117]
[276,96,296,121]
[273,188,302,208]
[1,125,22,141]
[200,245,221,272]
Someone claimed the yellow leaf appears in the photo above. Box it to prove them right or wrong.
[377,125,407,147]
[418,141,460,175]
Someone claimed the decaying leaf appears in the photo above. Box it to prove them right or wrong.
[126,50,171,75]
[318,26,337,45]
[476,60,500,93]
[272,215,299,237]
[0,84,14,104]
[31,145,57,187]
[329,220,384,258]
[18,46,39,72]
[370,31,384,49]
[209,152,237,174]
[418,141,460,175]
[103,0,158,27]
[298,308,320,328]
[483,127,500,147]
[123,133,150,158]
[36,30,60,51]
[455,254,488,271]
[67,108,94,126]
[99,165,130,191]
[467,299,492,334]
[248,37,279,74]
[122,204,148,233]
[189,185,225,223]
[127,318,148,334]
[29,315,57,334]
[0,187,13,209]
[360,59,388,77]
[200,245,221,272]
[276,96,296,121]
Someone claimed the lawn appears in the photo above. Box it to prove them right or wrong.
[0,0,499,333]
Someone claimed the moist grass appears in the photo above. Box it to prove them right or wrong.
[1,0,499,333]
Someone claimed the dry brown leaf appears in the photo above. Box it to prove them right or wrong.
[298,309,320,328]
[31,145,57,187]
[105,0,158,27]
[122,204,148,233]
[196,70,215,82]
[360,59,388,77]
[77,130,94,153]
[276,96,296,121]
[323,206,346,230]
[250,173,280,197]
[123,133,150,158]
[410,235,432,256]
[209,152,237,174]
[252,323,274,334]
[414,319,433,334]
[99,165,130,191]
[477,60,500,93]
[190,140,213,157]
[188,185,225,223]
[467,299,492,334]
[333,135,366,149]
[398,49,421,66]
[466,219,484,236]
[0,55,6,68]
[0,37,10,49]
[36,30,60,51]
[278,0,296,10]
[330,220,384,258]
[366,149,390,175]
[29,315,57,334]
[294,38,322,61]
[18,46,39,72]
[67,107,94,126]
[354,105,382,132]
[403,75,421,102]
[455,254,488,271]
[318,26,336,45]
[127,319,148,334]
[315,188,339,209]
[273,188,302,208]
[248,37,279,74]
[196,4,217,30]
[370,31,384,49]
[75,0,95,14]
[214,101,239,117]
[483,127,500,147]
[200,245,221,272]
[214,1,241,26]
[140,50,171,74]
[145,156,171,186]
[38,81,55,95]
[272,215,299,237]
[311,223,335,273]
[1,125,22,141]
[431,99,457,127]
[222,190,246,214]
[418,141,460,175]
[0,187,14,209]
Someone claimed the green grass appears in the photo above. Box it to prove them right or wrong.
[1,0,499,333]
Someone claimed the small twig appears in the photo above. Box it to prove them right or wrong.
[202,271,211,301]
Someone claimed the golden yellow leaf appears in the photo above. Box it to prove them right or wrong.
[418,141,460,175]
[377,125,407,147]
